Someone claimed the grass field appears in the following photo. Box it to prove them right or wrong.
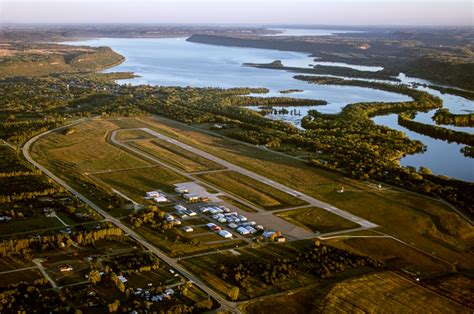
[179,240,371,301]
[134,116,474,271]
[114,129,155,141]
[319,271,469,313]
[197,171,308,210]
[31,119,150,174]
[93,166,187,201]
[130,222,246,257]
[325,236,452,276]
[0,216,64,236]
[127,138,225,173]
[241,284,327,314]
[218,195,258,213]
[275,207,359,233]
[0,269,45,288]
[242,271,471,314]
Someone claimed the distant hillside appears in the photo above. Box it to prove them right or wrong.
[188,34,474,90]
[0,43,124,78]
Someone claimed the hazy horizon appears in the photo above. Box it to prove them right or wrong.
[1,0,473,26]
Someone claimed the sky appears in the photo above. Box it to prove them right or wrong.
[1,0,473,26]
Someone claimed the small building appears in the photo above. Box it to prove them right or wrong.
[275,236,286,243]
[182,226,194,233]
[186,210,197,216]
[237,227,250,235]
[183,193,200,202]
[165,213,176,222]
[218,230,233,239]
[175,187,189,194]
[146,191,160,198]
[263,231,276,239]
[117,275,128,283]
[172,219,181,225]
[0,216,12,222]
[245,226,257,234]
[60,228,72,235]
[175,205,187,212]
[207,223,221,232]
[154,196,168,203]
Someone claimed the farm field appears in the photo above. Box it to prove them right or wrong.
[319,271,470,313]
[242,271,471,313]
[180,240,379,301]
[241,284,326,314]
[275,207,359,233]
[197,170,308,210]
[324,236,452,276]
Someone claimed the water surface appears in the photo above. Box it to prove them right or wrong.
[65,37,472,181]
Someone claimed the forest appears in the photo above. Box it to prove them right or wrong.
[432,108,474,127]
[399,114,474,146]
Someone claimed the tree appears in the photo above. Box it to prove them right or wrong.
[107,300,120,313]
[227,286,239,301]
[88,270,101,285]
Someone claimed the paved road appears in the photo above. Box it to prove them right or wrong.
[0,266,37,275]
[33,259,58,290]
[135,127,378,229]
[22,121,240,313]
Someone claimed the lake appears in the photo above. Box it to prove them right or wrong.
[66,37,473,181]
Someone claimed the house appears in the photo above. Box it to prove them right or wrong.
[59,265,73,272]
[154,196,168,203]
[175,187,189,194]
[146,191,160,198]
[182,226,194,233]
[218,230,233,238]
[183,193,200,202]
[237,227,250,235]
